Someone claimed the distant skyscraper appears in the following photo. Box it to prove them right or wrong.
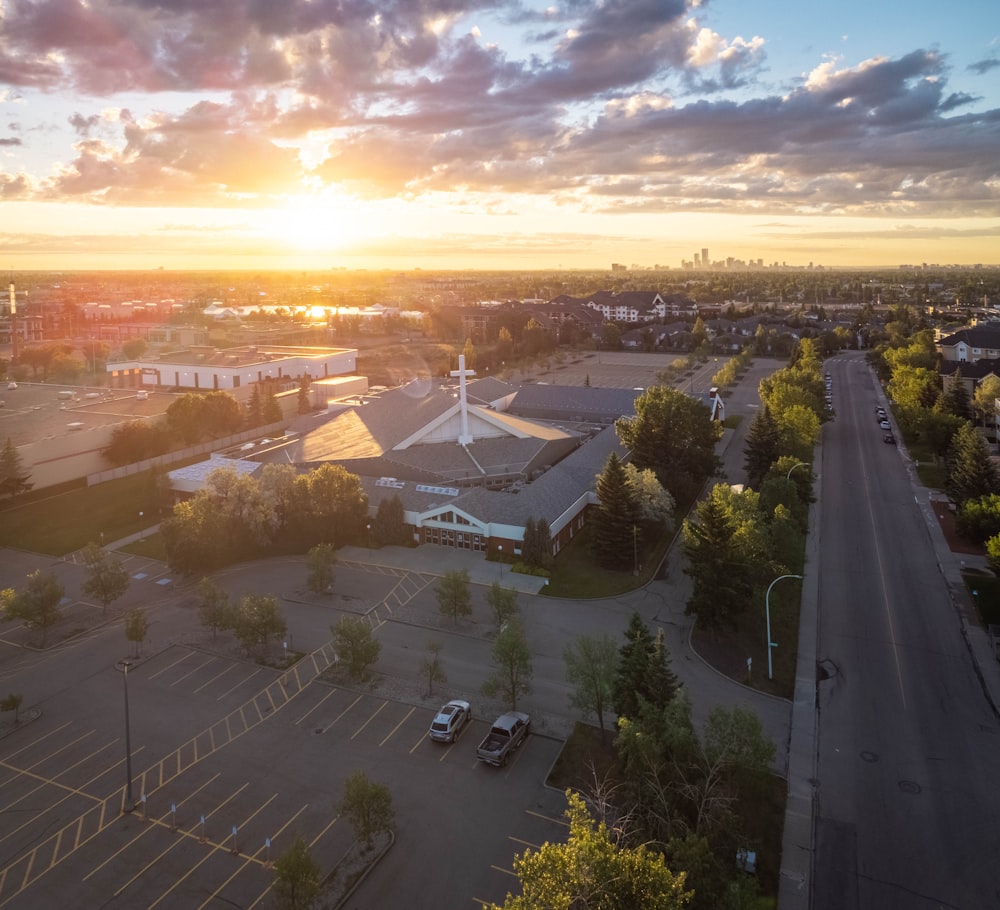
[702,248,709,268]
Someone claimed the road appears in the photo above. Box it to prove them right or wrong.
[812,354,1000,909]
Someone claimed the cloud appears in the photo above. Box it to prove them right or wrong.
[0,0,994,223]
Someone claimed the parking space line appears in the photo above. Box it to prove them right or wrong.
[148,650,195,680]
[380,706,415,746]
[112,782,254,899]
[524,809,567,826]
[192,661,240,694]
[145,792,280,909]
[200,802,309,910]
[508,835,540,849]
[294,687,337,726]
[490,864,517,877]
[350,701,387,739]
[0,737,114,814]
[169,655,217,688]
[82,772,221,881]
[20,729,96,774]
[322,694,363,733]
[217,667,264,701]
[0,720,73,766]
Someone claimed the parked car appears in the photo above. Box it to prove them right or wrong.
[476,711,530,766]
[428,699,472,743]
[883,433,896,445]
[880,420,891,430]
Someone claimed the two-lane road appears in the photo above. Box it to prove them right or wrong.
[813,355,1000,909]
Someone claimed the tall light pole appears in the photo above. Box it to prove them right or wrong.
[765,574,802,680]
[633,525,639,576]
[119,659,135,811]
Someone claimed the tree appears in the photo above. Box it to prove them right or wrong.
[122,338,148,361]
[81,543,130,615]
[624,463,675,526]
[419,640,447,697]
[435,569,472,625]
[263,391,283,424]
[973,375,1000,440]
[616,386,722,506]
[941,370,973,420]
[292,463,368,547]
[306,543,337,595]
[102,420,170,467]
[232,594,286,661]
[612,612,655,720]
[946,422,1000,505]
[1,570,64,647]
[742,405,781,489]
[482,617,533,711]
[563,633,617,736]
[246,385,264,428]
[272,835,323,910]
[297,375,312,415]
[372,494,408,545]
[592,452,642,570]
[486,789,692,910]
[339,770,394,848]
[486,582,519,630]
[124,608,149,658]
[0,693,23,724]
[0,438,33,499]
[332,616,381,680]
[196,577,233,639]
[956,494,1000,545]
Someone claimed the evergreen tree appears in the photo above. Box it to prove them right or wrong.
[612,612,655,720]
[592,453,642,570]
[0,438,32,500]
[946,422,1000,505]
[297,376,312,414]
[534,518,553,569]
[644,627,680,713]
[373,494,408,545]
[246,385,264,428]
[742,405,781,489]
[522,517,539,567]
[263,392,283,424]
[941,368,973,420]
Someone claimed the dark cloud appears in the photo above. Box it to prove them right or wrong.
[968,56,1000,76]
[0,138,23,147]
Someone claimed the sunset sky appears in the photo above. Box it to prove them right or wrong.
[1,0,998,271]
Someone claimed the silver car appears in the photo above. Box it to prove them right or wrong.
[428,699,472,743]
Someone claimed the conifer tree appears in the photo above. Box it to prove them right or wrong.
[611,612,655,720]
[592,453,642,570]
[946,421,1000,505]
[743,405,781,489]
[0,438,32,500]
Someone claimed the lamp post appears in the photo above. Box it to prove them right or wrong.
[498,545,504,580]
[787,461,809,481]
[765,574,802,680]
[118,659,135,810]
[632,525,639,576]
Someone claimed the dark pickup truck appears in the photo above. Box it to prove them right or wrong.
[476,711,530,766]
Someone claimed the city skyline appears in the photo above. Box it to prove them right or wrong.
[1,0,998,271]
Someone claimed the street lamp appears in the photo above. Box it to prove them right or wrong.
[633,525,639,576]
[765,574,803,680]
[117,659,135,811]
[787,461,809,481]
[498,545,504,580]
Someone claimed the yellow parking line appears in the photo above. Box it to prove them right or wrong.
[524,809,567,826]
[350,701,387,740]
[147,793,279,909]
[202,803,309,910]
[0,720,72,763]
[112,782,251,898]
[169,655,216,688]
[322,694,363,733]
[193,662,239,694]
[380,706,415,746]
[148,650,193,679]
[295,687,336,726]
[83,773,220,881]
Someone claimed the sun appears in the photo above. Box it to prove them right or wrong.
[261,193,365,253]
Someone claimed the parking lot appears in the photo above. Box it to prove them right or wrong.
[0,635,568,908]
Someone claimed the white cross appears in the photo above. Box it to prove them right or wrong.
[449,354,477,444]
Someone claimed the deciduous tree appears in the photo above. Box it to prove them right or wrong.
[435,569,472,625]
[306,543,337,595]
[332,616,381,680]
[81,543,130,615]
[1,570,64,647]
[339,770,394,848]
[232,594,286,661]
[564,633,617,736]
[482,618,533,711]
[272,835,323,910]
[486,790,691,910]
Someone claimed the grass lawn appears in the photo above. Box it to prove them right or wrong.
[545,522,675,598]
[0,467,184,555]
[962,569,1000,626]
